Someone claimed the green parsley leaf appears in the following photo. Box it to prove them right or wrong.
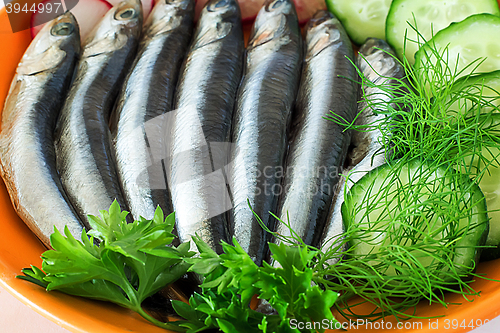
[18,203,339,333]
[17,266,48,288]
[18,201,193,331]
[173,236,339,333]
[188,236,259,305]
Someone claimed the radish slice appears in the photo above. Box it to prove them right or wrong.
[195,0,326,25]
[293,0,326,25]
[239,0,265,23]
[30,0,112,40]
[108,0,154,18]
[194,0,207,21]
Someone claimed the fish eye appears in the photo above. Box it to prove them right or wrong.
[267,0,285,10]
[208,0,229,11]
[115,7,137,20]
[51,22,74,36]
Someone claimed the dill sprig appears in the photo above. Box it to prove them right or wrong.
[315,158,488,321]
[318,38,500,321]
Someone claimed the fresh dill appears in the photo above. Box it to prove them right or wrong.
[321,35,500,321]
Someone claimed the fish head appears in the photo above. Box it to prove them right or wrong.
[144,0,195,37]
[205,0,239,16]
[27,12,80,57]
[307,10,333,29]
[264,0,294,13]
[200,0,240,23]
[359,38,394,56]
[165,0,195,7]
[304,10,344,59]
[82,0,143,55]
[249,0,298,48]
[18,12,80,75]
[358,38,400,78]
[192,0,241,49]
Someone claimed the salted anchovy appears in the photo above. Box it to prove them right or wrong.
[55,0,143,224]
[0,13,82,247]
[168,0,244,253]
[320,38,404,256]
[227,0,303,265]
[273,10,357,249]
[110,0,194,221]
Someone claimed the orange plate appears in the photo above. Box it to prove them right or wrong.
[1,5,500,333]
[0,6,174,333]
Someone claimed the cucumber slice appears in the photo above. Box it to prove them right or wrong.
[467,147,500,246]
[415,14,500,81]
[460,115,500,259]
[448,71,500,118]
[447,76,500,259]
[387,0,500,64]
[342,159,488,278]
[325,0,393,45]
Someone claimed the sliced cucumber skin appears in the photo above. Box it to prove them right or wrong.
[447,71,500,120]
[466,143,500,260]
[342,159,488,277]
[451,70,500,95]
[387,0,500,64]
[458,113,500,260]
[475,147,500,244]
[415,14,500,79]
[326,0,393,45]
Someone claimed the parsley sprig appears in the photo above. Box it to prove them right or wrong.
[171,236,339,333]
[17,202,339,332]
[18,201,193,332]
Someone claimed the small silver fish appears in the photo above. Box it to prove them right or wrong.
[168,0,244,253]
[0,12,82,247]
[320,38,404,259]
[227,0,303,265]
[273,10,358,249]
[111,0,195,221]
[55,0,143,224]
